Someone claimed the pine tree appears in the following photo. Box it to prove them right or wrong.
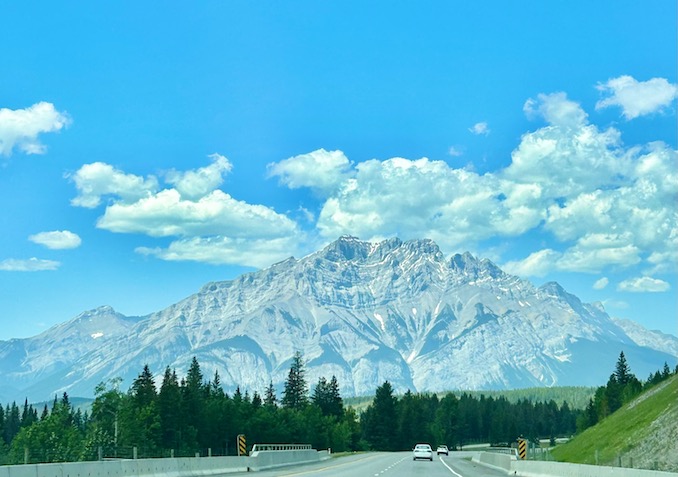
[662,362,671,379]
[131,364,157,407]
[362,381,398,451]
[614,351,630,386]
[158,367,181,451]
[281,351,308,410]
[181,357,205,451]
[264,381,277,408]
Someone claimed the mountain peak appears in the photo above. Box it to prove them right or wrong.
[2,236,675,402]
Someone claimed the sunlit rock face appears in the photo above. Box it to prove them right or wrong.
[1,236,676,402]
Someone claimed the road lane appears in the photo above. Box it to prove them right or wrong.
[225,451,509,477]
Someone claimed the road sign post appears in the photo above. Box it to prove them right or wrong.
[518,438,527,460]
[237,434,247,456]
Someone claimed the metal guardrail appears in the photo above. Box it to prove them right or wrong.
[250,444,312,452]
[486,447,518,457]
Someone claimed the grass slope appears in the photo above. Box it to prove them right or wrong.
[551,374,678,472]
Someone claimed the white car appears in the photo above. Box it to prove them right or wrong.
[436,445,449,455]
[413,443,433,461]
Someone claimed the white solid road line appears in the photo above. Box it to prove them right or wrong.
[439,457,464,477]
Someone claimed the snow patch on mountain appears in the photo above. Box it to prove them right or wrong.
[0,237,675,403]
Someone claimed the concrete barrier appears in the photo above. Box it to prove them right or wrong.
[512,460,678,477]
[474,452,513,471]
[248,449,322,471]
[0,450,334,477]
[474,452,678,477]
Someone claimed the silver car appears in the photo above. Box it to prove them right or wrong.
[413,443,433,461]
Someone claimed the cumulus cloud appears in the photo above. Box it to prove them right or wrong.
[69,156,302,266]
[267,149,353,196]
[0,102,71,156]
[97,189,297,239]
[68,162,160,208]
[596,76,678,119]
[273,88,676,278]
[0,258,60,271]
[469,122,490,135]
[503,249,562,277]
[136,235,300,268]
[593,277,609,290]
[29,230,81,249]
[618,276,671,293]
[165,153,232,200]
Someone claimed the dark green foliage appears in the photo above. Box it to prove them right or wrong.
[575,351,673,435]
[361,381,399,451]
[2,350,671,462]
[312,376,343,419]
[281,351,309,410]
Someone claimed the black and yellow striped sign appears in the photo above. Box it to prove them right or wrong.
[237,434,246,456]
[518,438,527,460]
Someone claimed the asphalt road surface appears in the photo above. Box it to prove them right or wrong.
[228,451,508,477]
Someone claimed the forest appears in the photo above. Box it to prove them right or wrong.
[0,351,674,464]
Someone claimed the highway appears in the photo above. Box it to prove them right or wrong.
[230,451,507,477]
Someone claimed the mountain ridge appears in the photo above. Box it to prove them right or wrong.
[1,236,676,402]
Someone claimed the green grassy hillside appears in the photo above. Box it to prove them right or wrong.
[551,374,678,472]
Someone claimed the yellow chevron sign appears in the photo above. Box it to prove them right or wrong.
[237,434,247,456]
[518,438,527,460]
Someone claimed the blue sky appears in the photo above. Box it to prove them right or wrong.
[1,2,676,341]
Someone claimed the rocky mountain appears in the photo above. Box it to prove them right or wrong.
[1,236,676,403]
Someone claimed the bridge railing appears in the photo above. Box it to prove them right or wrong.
[486,446,518,457]
[250,444,312,452]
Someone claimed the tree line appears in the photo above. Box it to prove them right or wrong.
[576,352,678,432]
[0,350,674,464]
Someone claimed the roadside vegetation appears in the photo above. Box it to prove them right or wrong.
[551,356,678,472]
[0,351,673,466]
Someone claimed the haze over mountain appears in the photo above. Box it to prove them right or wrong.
[1,236,676,403]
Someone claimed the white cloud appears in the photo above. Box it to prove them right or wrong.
[0,258,60,271]
[165,153,232,200]
[29,230,81,249]
[0,102,71,156]
[596,76,678,119]
[448,146,463,157]
[469,122,490,135]
[618,276,671,293]
[510,93,628,199]
[136,235,301,268]
[523,92,588,129]
[503,249,562,277]
[593,277,609,290]
[285,94,675,276]
[69,157,303,267]
[68,162,159,208]
[97,189,297,239]
[267,149,353,196]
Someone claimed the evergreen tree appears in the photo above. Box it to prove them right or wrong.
[131,365,157,407]
[361,381,398,451]
[311,376,344,419]
[121,365,161,456]
[662,362,671,379]
[158,367,182,452]
[264,381,277,408]
[181,357,205,451]
[281,351,308,410]
[614,351,630,386]
[20,399,37,428]
[4,403,20,445]
[251,391,262,409]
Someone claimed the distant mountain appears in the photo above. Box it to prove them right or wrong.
[1,236,676,403]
